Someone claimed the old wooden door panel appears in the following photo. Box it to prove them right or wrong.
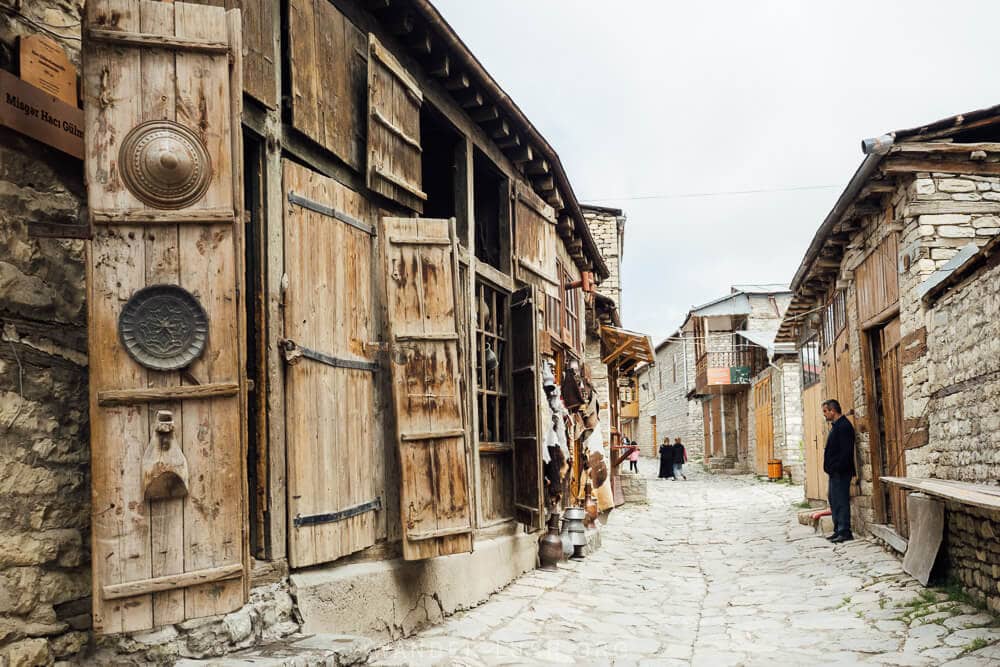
[85,0,246,634]
[288,0,366,169]
[702,400,712,460]
[880,318,908,536]
[857,233,900,324]
[753,375,773,476]
[510,286,544,530]
[383,217,473,559]
[802,383,828,501]
[367,35,424,212]
[282,160,380,568]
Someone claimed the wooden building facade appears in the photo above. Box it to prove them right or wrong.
[80,0,614,641]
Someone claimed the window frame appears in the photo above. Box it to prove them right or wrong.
[475,280,511,449]
[800,335,821,388]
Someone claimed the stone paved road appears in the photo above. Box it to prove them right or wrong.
[369,463,1000,666]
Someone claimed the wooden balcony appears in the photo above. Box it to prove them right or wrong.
[695,346,767,394]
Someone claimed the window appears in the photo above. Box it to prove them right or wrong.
[473,149,509,272]
[658,368,663,390]
[562,265,581,352]
[800,336,821,387]
[420,105,461,221]
[820,291,847,351]
[546,261,563,339]
[672,353,678,383]
[476,280,509,446]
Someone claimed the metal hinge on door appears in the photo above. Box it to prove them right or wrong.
[280,339,379,373]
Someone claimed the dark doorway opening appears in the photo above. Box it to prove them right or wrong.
[420,105,461,220]
[473,149,509,272]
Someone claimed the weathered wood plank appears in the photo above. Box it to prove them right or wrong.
[85,0,152,635]
[91,208,236,224]
[103,563,243,600]
[87,27,230,53]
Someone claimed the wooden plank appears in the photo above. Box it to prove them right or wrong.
[283,161,379,568]
[98,383,240,406]
[882,158,1000,177]
[510,286,544,530]
[904,201,1000,216]
[383,217,473,560]
[87,27,230,52]
[85,0,152,635]
[240,0,277,108]
[288,0,319,142]
[890,141,1000,154]
[175,1,244,620]
[882,477,1000,512]
[136,0,185,629]
[103,563,243,600]
[369,36,422,101]
[92,208,236,224]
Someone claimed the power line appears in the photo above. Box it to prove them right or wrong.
[581,183,840,203]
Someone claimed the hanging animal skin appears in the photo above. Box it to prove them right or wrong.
[118,284,209,371]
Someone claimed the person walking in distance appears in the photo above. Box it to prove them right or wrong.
[672,437,687,480]
[658,437,674,479]
[823,399,856,543]
[627,440,640,473]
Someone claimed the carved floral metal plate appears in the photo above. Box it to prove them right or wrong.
[119,120,212,209]
[118,285,208,371]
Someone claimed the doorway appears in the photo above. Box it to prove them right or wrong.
[868,317,907,536]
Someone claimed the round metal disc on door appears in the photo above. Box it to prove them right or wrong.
[119,120,212,209]
[118,284,209,371]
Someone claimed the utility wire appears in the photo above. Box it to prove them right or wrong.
[581,183,840,203]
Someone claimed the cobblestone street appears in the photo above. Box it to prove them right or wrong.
[370,464,1000,666]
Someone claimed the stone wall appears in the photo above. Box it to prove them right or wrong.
[778,356,805,482]
[923,256,1000,482]
[943,503,1000,614]
[635,366,657,457]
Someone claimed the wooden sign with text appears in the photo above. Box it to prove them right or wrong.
[0,69,84,159]
[20,34,77,107]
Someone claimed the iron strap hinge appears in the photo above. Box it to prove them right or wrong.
[287,191,376,237]
[294,497,383,527]
[281,339,379,373]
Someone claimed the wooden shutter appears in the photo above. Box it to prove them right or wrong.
[84,0,246,633]
[753,375,773,476]
[879,318,908,536]
[383,217,472,559]
[510,286,545,530]
[856,232,900,324]
[282,160,381,568]
[367,35,425,212]
[288,0,366,168]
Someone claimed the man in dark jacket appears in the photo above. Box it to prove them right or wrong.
[822,399,855,543]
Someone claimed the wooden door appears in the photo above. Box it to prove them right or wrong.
[282,161,381,567]
[710,396,723,457]
[510,286,544,530]
[383,217,473,560]
[753,375,773,476]
[872,318,908,536]
[736,392,749,464]
[85,0,246,633]
[702,400,712,460]
[802,383,828,501]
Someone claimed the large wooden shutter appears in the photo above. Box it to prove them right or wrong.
[288,0,366,169]
[84,0,246,633]
[367,35,425,212]
[383,217,473,560]
[856,233,900,324]
[510,286,545,530]
[282,160,381,567]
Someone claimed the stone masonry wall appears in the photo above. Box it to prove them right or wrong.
[635,366,657,458]
[943,503,1000,614]
[583,209,626,446]
[779,357,805,482]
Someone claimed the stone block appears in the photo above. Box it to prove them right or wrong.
[938,179,977,192]
[919,214,972,227]
[937,225,975,238]
[1,638,51,667]
[914,179,935,195]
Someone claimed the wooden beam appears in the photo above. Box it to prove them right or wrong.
[428,55,449,78]
[882,157,1000,177]
[408,30,432,55]
[388,12,414,35]
[488,119,511,140]
[508,143,532,163]
[496,134,520,149]
[470,105,499,123]
[455,89,483,109]
[533,175,555,192]
[526,158,550,176]
[444,72,470,91]
[97,382,240,406]
[545,190,563,210]
[102,563,243,600]
[891,141,1000,155]
[364,0,391,10]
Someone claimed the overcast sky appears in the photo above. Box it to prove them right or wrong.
[433,0,1000,340]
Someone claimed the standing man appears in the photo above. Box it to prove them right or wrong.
[672,437,688,480]
[823,399,855,543]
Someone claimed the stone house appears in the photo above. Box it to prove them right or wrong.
[643,333,705,461]
[0,0,627,663]
[775,104,1000,610]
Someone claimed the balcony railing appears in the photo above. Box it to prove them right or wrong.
[695,346,768,392]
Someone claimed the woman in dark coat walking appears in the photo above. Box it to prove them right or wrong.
[658,437,674,479]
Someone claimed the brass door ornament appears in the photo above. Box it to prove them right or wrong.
[118,284,208,371]
[119,120,212,209]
